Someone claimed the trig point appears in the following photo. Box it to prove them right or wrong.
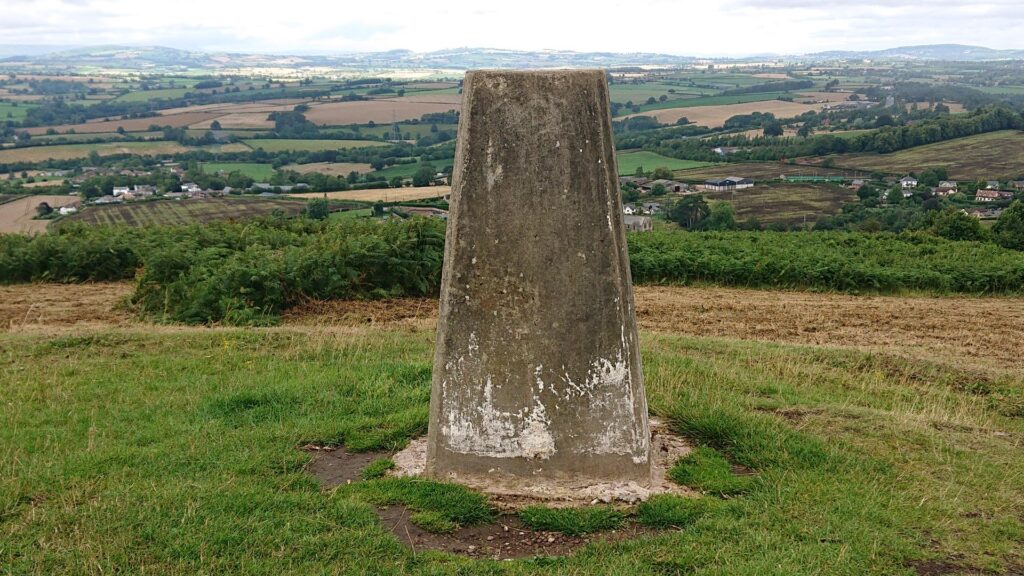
[425,69,651,487]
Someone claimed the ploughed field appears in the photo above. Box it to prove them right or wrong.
[703,183,857,225]
[2,282,1022,574]
[61,197,307,227]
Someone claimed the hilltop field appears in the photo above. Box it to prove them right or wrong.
[1,281,1022,574]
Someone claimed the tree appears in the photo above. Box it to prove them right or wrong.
[372,201,385,217]
[210,120,222,130]
[651,167,673,180]
[929,208,985,241]
[701,202,736,230]
[992,201,1024,250]
[650,183,667,196]
[621,186,640,203]
[35,202,53,217]
[389,176,404,188]
[412,165,436,187]
[763,120,784,137]
[304,198,330,220]
[667,195,710,229]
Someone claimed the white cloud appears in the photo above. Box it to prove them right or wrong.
[0,0,1022,56]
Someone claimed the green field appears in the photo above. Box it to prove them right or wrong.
[0,101,33,121]
[609,82,713,103]
[631,92,795,115]
[2,308,1022,573]
[243,139,389,152]
[703,183,857,225]
[114,87,191,102]
[63,197,306,227]
[616,151,715,175]
[830,130,1024,179]
[201,162,276,180]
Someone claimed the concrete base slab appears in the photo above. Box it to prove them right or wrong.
[393,418,695,507]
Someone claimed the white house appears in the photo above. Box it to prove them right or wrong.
[623,204,638,215]
[900,176,918,189]
[181,182,201,194]
[112,186,130,196]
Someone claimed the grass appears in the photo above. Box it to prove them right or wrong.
[629,92,794,115]
[668,447,755,496]
[615,151,714,176]
[201,162,276,180]
[62,197,307,227]
[242,139,389,152]
[635,495,718,529]
[519,506,626,536]
[0,141,191,163]
[675,162,866,181]
[114,87,191,102]
[1,321,1022,573]
[0,101,34,121]
[830,130,1024,179]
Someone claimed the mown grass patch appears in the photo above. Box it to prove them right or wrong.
[519,506,626,536]
[1,326,1022,573]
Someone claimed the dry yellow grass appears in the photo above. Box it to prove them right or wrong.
[288,185,450,202]
[0,194,80,234]
[25,112,223,135]
[0,142,191,163]
[189,113,274,130]
[305,99,461,126]
[633,100,827,127]
[282,162,374,176]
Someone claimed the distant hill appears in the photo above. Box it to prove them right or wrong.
[807,44,1024,61]
[0,45,697,71]
[1,44,1023,71]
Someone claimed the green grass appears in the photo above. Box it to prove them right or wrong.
[360,458,396,480]
[242,139,388,152]
[518,506,626,536]
[2,327,1021,573]
[0,101,34,120]
[629,92,794,115]
[114,87,191,102]
[62,197,306,227]
[616,151,715,176]
[201,162,276,180]
[668,447,755,496]
[635,494,718,529]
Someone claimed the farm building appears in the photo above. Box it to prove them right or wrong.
[704,177,754,192]
[623,215,653,232]
[975,190,1013,202]
[641,179,687,193]
[642,202,663,214]
[985,181,1001,190]
[394,206,448,220]
[619,176,650,187]
[623,203,638,215]
[900,176,918,189]
[1012,181,1024,191]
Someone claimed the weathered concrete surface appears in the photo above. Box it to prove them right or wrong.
[425,70,651,485]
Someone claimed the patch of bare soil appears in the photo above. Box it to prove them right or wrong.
[377,505,650,560]
[304,444,657,559]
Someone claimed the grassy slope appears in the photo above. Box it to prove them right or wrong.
[242,139,389,152]
[1,326,1021,574]
[615,151,714,176]
[201,162,276,180]
[703,183,857,225]
[831,130,1024,180]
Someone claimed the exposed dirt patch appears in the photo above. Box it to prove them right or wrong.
[305,444,657,559]
[301,444,391,486]
[377,505,650,560]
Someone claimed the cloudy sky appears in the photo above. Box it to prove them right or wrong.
[3,0,1023,56]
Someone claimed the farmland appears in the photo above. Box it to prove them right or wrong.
[0,140,251,162]
[830,130,1024,179]
[201,162,276,180]
[282,162,374,176]
[289,185,449,203]
[703,183,857,225]
[304,98,461,125]
[0,194,79,234]
[615,151,714,175]
[630,100,828,127]
[674,162,864,181]
[62,197,307,227]
[242,139,388,152]
[0,101,33,120]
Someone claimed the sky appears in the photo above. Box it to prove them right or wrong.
[2,0,1024,57]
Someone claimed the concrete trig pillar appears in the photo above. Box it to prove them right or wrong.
[425,70,651,485]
